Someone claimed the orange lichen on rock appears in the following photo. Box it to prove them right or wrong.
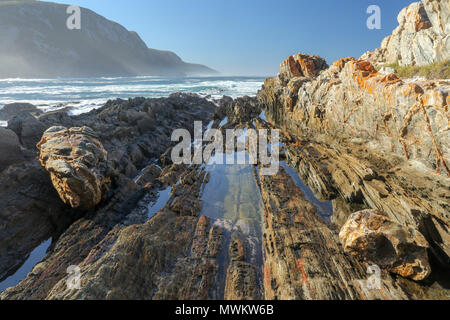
[284,56,302,77]
[332,57,356,71]
[351,60,380,91]
[414,5,432,32]
[296,258,308,285]
[264,263,271,289]
[280,53,328,80]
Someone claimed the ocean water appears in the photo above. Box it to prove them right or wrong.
[0,76,264,117]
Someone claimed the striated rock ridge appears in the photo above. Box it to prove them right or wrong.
[1,92,449,300]
[259,55,449,177]
[361,0,449,66]
[259,165,411,300]
[37,126,111,210]
[258,53,450,284]
[339,210,431,281]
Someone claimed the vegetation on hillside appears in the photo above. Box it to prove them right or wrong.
[381,60,450,79]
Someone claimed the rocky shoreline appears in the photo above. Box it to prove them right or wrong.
[0,0,449,300]
[0,84,448,299]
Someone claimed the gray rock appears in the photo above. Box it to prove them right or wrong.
[8,113,47,149]
[0,103,42,121]
[0,127,23,170]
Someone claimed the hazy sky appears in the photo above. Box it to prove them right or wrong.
[50,0,413,76]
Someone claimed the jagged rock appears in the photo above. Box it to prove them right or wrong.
[259,55,450,177]
[279,53,328,84]
[37,126,111,210]
[0,127,23,170]
[339,210,431,281]
[224,237,260,300]
[361,0,449,66]
[0,103,42,121]
[259,165,412,300]
[222,96,261,125]
[8,112,47,149]
[258,49,450,296]
[21,167,223,300]
[0,94,217,300]
[134,164,162,187]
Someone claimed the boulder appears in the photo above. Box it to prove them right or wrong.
[339,210,431,281]
[8,112,47,149]
[37,126,111,210]
[0,103,42,121]
[279,53,328,84]
[0,127,23,170]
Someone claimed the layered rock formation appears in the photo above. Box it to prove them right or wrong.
[259,55,449,177]
[361,0,449,66]
[258,52,449,295]
[0,1,448,300]
[1,91,449,300]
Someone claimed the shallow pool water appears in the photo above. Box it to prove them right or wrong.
[147,187,172,219]
[0,238,52,293]
[280,162,333,222]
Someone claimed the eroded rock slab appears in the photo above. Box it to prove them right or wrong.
[339,210,431,281]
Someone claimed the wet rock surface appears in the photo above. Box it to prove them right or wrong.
[0,93,217,298]
[0,88,449,300]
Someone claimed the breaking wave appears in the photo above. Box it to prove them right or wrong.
[0,76,264,115]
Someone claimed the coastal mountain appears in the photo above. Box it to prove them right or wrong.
[0,0,217,78]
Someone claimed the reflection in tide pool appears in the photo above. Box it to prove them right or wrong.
[200,149,264,296]
[259,111,267,121]
[219,117,228,127]
[147,187,172,219]
[281,162,333,222]
[0,238,52,293]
